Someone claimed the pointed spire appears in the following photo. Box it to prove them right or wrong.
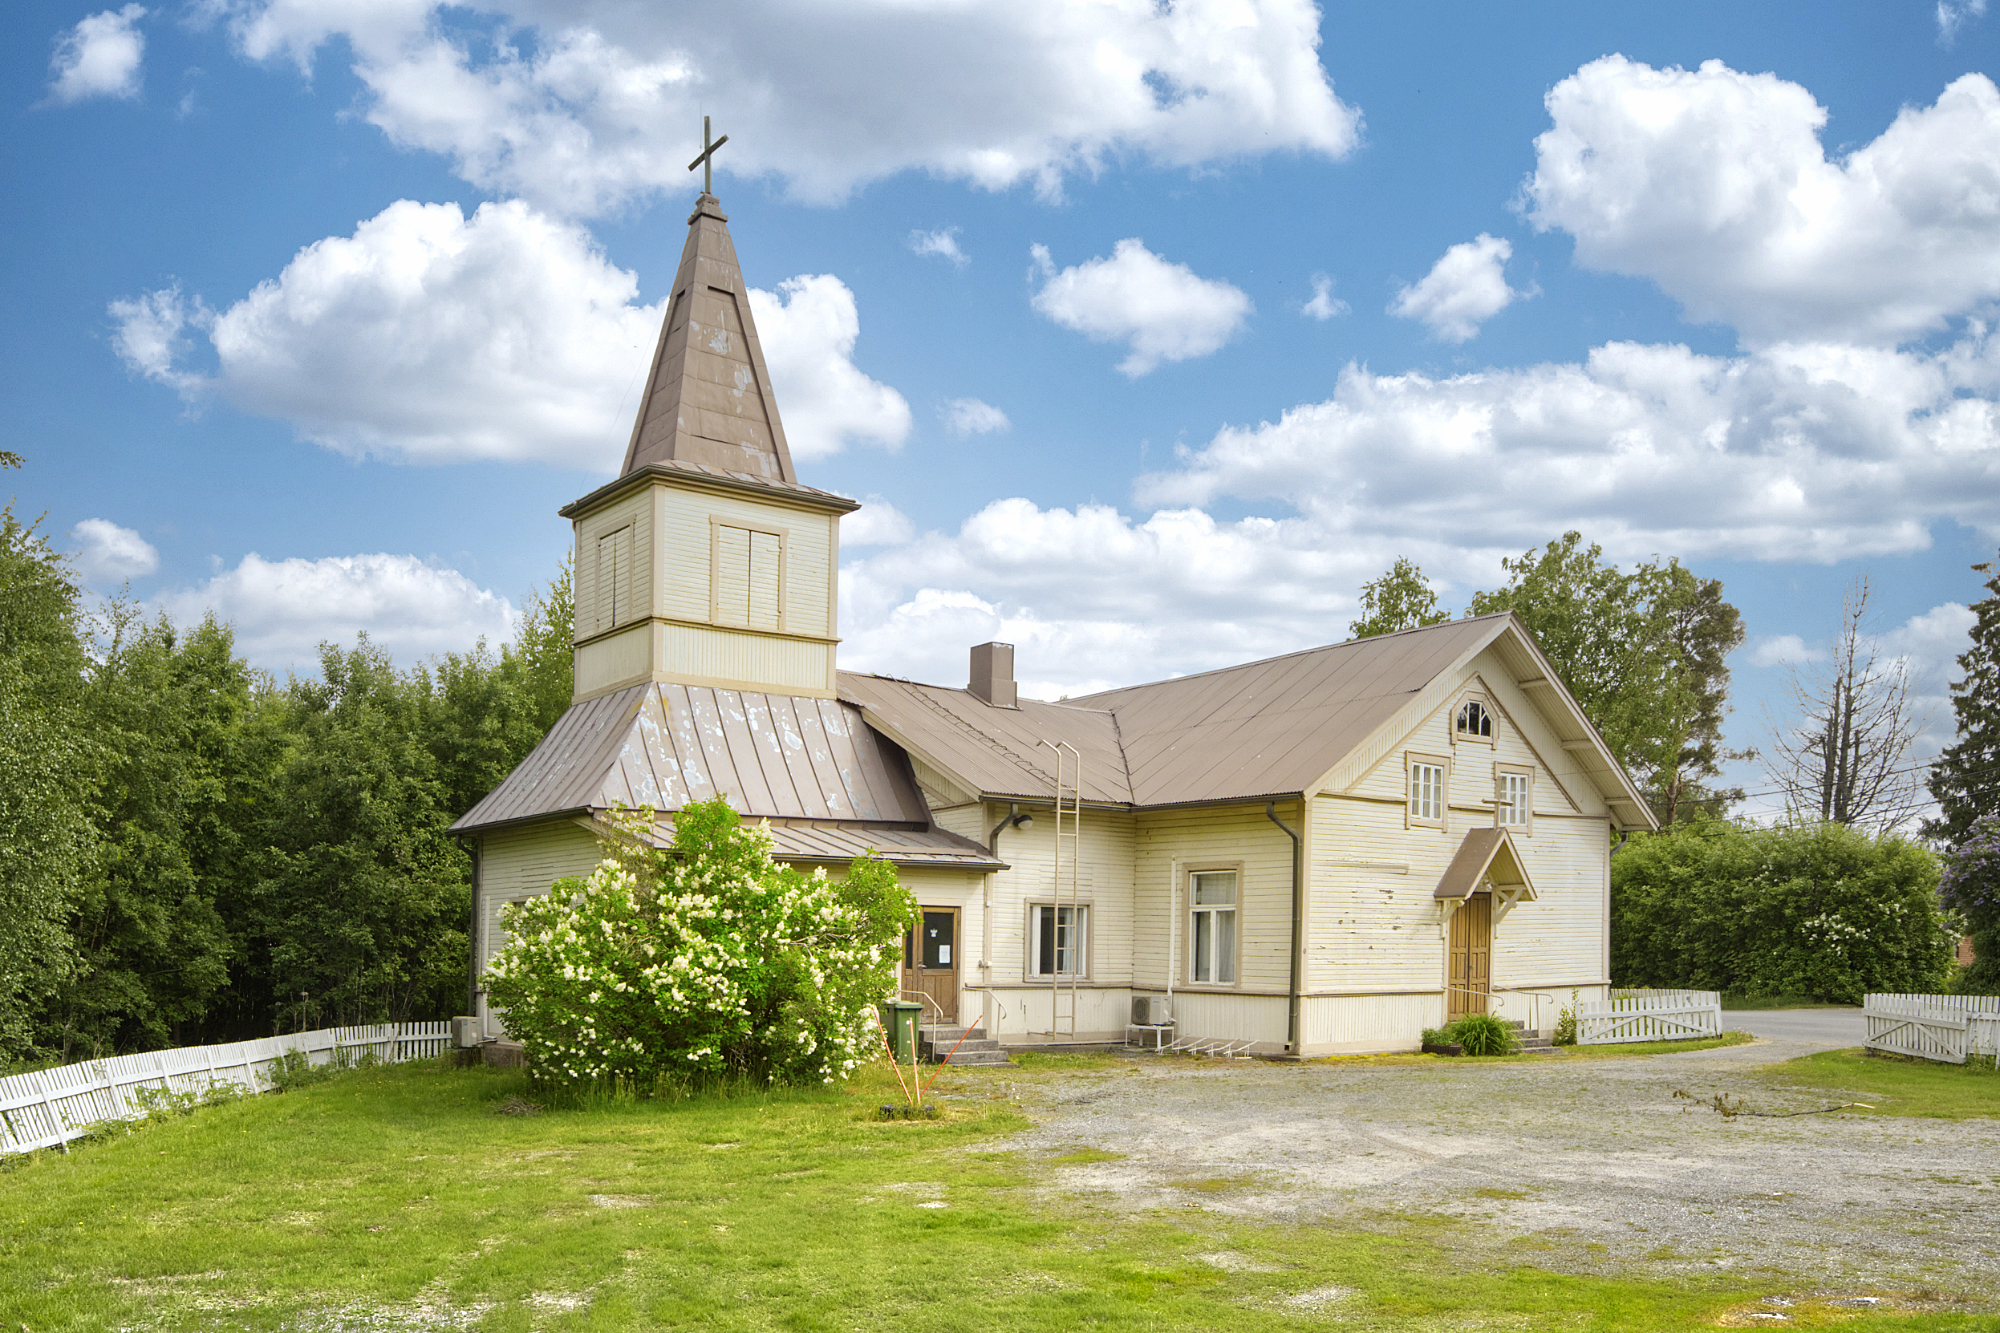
[620,194,797,485]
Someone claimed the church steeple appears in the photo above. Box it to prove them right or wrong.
[619,191,797,486]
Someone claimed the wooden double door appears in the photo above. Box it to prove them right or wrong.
[1446,892,1492,1020]
[902,908,959,1024]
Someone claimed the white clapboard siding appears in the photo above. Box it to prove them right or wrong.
[0,1022,449,1156]
[1863,993,2000,1066]
[1577,990,1722,1044]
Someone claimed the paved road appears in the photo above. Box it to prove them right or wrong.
[1648,1006,1867,1064]
[1719,1007,1865,1046]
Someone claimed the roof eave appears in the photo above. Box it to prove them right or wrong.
[558,463,860,521]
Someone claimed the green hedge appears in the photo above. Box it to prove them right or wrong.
[1610,820,1956,1003]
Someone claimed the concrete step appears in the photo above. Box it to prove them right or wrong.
[918,1026,1013,1066]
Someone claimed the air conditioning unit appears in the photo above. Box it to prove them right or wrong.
[1131,995,1172,1026]
[451,1016,481,1049]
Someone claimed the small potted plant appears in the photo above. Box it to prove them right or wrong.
[1420,1026,1462,1056]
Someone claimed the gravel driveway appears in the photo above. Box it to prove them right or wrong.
[999,1031,2000,1297]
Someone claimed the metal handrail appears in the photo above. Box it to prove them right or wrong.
[1442,982,1546,1034]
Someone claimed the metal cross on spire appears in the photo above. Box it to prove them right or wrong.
[688,115,729,196]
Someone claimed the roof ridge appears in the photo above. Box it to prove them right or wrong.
[1071,612,1514,702]
[889,677,1060,793]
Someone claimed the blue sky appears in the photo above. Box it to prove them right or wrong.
[7,0,2000,819]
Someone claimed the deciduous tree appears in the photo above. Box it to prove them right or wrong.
[1349,557,1449,639]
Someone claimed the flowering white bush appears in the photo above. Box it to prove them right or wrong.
[484,797,917,1090]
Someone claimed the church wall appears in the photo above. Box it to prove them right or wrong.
[572,490,653,642]
[1301,646,1616,1048]
[957,801,1137,1043]
[473,819,606,1040]
[652,485,836,638]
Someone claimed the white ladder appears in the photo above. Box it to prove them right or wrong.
[1041,740,1081,1037]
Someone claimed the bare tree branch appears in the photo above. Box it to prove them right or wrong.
[1766,577,1928,831]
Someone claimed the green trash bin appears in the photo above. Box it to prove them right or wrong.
[879,1000,922,1063]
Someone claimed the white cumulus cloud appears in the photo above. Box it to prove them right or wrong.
[213,0,1359,214]
[839,498,915,549]
[48,5,147,104]
[110,199,907,468]
[1745,634,1824,669]
[750,275,911,460]
[1524,57,2000,346]
[908,229,968,267]
[158,551,514,671]
[942,398,1009,437]
[1029,239,1252,377]
[72,519,159,583]
[1938,0,1986,43]
[1301,273,1347,321]
[1388,234,1522,343]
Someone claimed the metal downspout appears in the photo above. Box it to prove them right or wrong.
[1266,802,1303,1055]
[465,839,482,1019]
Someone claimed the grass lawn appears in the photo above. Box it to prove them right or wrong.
[1757,1048,2000,1120]
[1558,1031,1757,1058]
[0,1058,1991,1332]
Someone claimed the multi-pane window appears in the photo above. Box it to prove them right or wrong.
[1189,871,1238,984]
[1409,759,1446,824]
[1496,769,1531,828]
[1030,904,1087,977]
[1455,700,1492,739]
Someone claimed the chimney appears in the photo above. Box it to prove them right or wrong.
[968,641,1017,708]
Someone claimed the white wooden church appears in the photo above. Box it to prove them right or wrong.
[453,190,1657,1056]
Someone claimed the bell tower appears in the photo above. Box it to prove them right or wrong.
[559,178,857,702]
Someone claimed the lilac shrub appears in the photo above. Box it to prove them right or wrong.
[484,797,918,1091]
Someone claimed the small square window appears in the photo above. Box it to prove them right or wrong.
[1455,699,1493,741]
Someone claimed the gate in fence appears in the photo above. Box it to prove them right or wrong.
[0,1022,451,1155]
[1576,990,1722,1045]
[1863,993,2000,1066]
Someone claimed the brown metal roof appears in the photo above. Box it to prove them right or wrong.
[836,673,1133,805]
[622,193,798,486]
[1070,616,1509,806]
[839,616,1508,809]
[1433,828,1537,901]
[835,614,1654,827]
[452,682,931,833]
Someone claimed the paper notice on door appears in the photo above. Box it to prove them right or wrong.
[937,945,950,965]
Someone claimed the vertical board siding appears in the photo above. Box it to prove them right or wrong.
[1301,993,1439,1051]
[0,1024,451,1155]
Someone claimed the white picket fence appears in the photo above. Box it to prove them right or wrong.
[1863,993,2000,1066]
[1578,989,1723,1045]
[0,1022,451,1155]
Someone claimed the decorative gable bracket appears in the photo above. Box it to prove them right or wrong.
[1433,827,1537,933]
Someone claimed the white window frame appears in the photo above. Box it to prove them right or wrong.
[1495,763,1533,833]
[1453,695,1494,745]
[1407,752,1450,829]
[1026,901,1090,980]
[1185,865,1242,988]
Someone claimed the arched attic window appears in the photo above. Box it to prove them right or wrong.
[1455,700,1492,740]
